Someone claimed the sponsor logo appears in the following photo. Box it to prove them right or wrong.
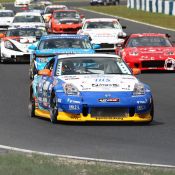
[67,98,81,104]
[98,98,120,102]
[69,105,80,110]
[92,84,119,87]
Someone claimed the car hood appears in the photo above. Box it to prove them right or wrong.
[58,74,138,92]
[35,48,95,55]
[11,22,45,28]
[0,17,13,24]
[82,29,124,44]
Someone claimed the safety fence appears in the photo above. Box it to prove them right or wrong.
[127,0,175,15]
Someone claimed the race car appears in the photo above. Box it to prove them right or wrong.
[90,0,120,5]
[29,54,154,123]
[11,12,45,28]
[14,0,33,7]
[0,10,15,31]
[29,34,97,79]
[43,5,68,22]
[77,18,126,51]
[115,33,175,71]
[27,3,45,15]
[48,10,83,34]
[0,26,47,63]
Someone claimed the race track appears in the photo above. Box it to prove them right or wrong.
[0,1,175,166]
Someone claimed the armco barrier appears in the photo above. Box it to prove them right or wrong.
[127,0,175,15]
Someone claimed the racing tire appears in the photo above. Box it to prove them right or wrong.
[145,99,154,125]
[28,94,35,118]
[30,64,38,80]
[50,93,58,124]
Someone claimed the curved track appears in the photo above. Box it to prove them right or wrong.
[0,1,175,166]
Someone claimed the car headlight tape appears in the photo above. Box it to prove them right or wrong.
[133,83,145,96]
[63,83,80,96]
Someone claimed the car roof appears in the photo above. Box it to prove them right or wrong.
[57,53,121,60]
[0,10,14,12]
[45,5,67,8]
[8,26,45,30]
[84,18,118,22]
[40,34,90,40]
[53,9,77,13]
[130,33,167,38]
[15,12,41,16]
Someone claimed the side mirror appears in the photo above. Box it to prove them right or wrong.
[0,33,5,38]
[38,69,51,76]
[28,44,37,50]
[93,44,101,49]
[132,68,141,75]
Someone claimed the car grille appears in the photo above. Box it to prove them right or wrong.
[142,60,165,68]
[91,107,129,118]
[100,43,115,49]
[16,55,30,62]
[61,21,79,24]
[62,28,79,32]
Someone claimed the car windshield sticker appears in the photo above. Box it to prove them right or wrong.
[56,62,62,75]
[117,61,131,74]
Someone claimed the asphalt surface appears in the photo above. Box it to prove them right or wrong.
[0,1,175,166]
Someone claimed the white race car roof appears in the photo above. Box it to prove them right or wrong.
[45,5,67,8]
[0,10,14,12]
[58,53,121,60]
[84,18,119,22]
[15,12,41,16]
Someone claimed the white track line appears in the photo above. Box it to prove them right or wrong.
[78,8,175,32]
[0,144,175,168]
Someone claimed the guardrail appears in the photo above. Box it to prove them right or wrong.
[127,0,175,15]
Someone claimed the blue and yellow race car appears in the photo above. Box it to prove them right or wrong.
[29,34,98,79]
[29,54,154,124]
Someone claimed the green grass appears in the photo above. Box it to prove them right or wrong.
[0,151,175,175]
[83,6,175,30]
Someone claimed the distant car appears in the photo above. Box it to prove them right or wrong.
[29,54,154,124]
[43,5,68,22]
[115,33,175,71]
[0,10,15,31]
[40,0,52,6]
[29,34,97,79]
[0,26,47,63]
[14,0,33,7]
[90,0,119,5]
[28,3,45,15]
[48,10,83,34]
[11,12,45,28]
[78,18,126,51]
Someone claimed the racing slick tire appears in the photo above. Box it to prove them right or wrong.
[28,92,35,118]
[30,64,38,80]
[144,99,154,125]
[50,92,58,124]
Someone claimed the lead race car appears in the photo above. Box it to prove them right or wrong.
[29,54,154,123]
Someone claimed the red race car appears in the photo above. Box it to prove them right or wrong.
[48,10,84,34]
[116,33,175,71]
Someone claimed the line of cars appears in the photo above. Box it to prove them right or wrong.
[5,1,175,124]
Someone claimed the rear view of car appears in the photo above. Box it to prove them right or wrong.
[0,10,14,31]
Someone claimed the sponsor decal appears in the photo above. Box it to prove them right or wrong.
[98,98,120,102]
[95,117,124,120]
[67,98,81,104]
[69,105,80,110]
[57,98,62,103]
[137,100,147,104]
[70,115,81,119]
[95,78,110,82]
[92,83,119,87]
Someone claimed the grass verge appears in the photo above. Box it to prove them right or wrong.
[0,151,175,175]
[83,6,175,30]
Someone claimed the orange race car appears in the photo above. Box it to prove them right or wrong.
[48,10,84,34]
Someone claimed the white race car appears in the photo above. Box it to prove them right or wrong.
[11,12,45,28]
[14,0,33,7]
[78,18,126,51]
[0,10,14,31]
[0,26,47,63]
[43,5,68,22]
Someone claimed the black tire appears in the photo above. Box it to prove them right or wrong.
[28,93,35,118]
[144,99,154,124]
[50,93,58,124]
[30,63,37,80]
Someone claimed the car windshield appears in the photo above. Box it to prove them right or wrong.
[6,28,47,37]
[127,36,172,47]
[84,21,121,29]
[13,15,43,23]
[0,11,14,17]
[45,7,66,14]
[38,38,92,50]
[55,57,131,75]
[54,11,80,19]
[29,4,45,10]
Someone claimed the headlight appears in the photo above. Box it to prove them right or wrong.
[133,83,145,96]
[129,51,139,56]
[4,41,14,49]
[165,51,175,56]
[63,83,80,96]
